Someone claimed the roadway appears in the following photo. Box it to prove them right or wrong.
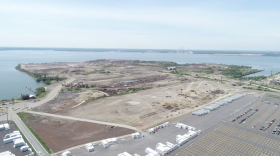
[13,113,49,156]
[0,78,76,156]
[25,111,137,131]
[15,78,76,110]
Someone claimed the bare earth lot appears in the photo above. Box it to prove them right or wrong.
[56,80,240,130]
[17,60,280,154]
[22,60,265,130]
[26,115,134,152]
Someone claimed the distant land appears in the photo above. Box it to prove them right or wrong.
[0,47,279,56]
[214,54,264,56]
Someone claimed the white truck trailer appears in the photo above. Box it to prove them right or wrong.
[102,140,109,148]
[4,131,20,139]
[3,135,22,144]
[131,132,141,139]
[145,147,160,156]
[14,138,26,148]
[85,143,94,152]
[118,152,132,156]
[20,145,30,152]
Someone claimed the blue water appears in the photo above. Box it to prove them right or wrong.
[0,50,280,100]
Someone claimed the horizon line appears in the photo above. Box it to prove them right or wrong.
[0,47,279,52]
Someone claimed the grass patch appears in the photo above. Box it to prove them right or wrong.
[266,94,280,99]
[36,91,49,99]
[244,86,274,92]
[261,85,280,91]
[66,87,81,92]
[132,60,181,68]
[193,69,214,74]
[86,70,110,75]
[170,70,191,76]
[157,84,168,87]
[195,76,228,82]
[17,112,52,154]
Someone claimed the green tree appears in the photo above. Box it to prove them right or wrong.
[73,87,80,91]
[36,87,46,96]
[45,80,51,85]
[90,84,96,88]
[132,88,137,93]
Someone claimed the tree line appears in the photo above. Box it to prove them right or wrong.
[16,64,66,85]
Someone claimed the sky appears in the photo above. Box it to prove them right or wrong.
[1,0,280,50]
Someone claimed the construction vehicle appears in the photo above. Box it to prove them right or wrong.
[212,89,221,94]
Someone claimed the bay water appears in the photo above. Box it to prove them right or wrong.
[0,50,279,100]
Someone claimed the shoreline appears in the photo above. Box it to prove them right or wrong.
[12,64,66,101]
[213,54,264,56]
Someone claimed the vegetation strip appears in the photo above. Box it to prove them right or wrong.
[17,112,52,154]
[220,65,263,79]
[16,64,66,85]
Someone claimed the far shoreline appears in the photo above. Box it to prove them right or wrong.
[213,53,264,56]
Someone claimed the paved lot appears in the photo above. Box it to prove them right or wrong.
[64,95,265,156]
[0,121,32,156]
[177,96,280,156]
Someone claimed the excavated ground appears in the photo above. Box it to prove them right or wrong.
[26,115,134,152]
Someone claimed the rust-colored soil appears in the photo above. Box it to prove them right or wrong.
[26,116,134,152]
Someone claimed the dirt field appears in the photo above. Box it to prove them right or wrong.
[26,115,134,152]
[55,79,254,130]
[24,60,264,130]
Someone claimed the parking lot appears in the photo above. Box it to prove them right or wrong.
[0,121,32,156]
[177,96,280,156]
[59,95,271,156]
